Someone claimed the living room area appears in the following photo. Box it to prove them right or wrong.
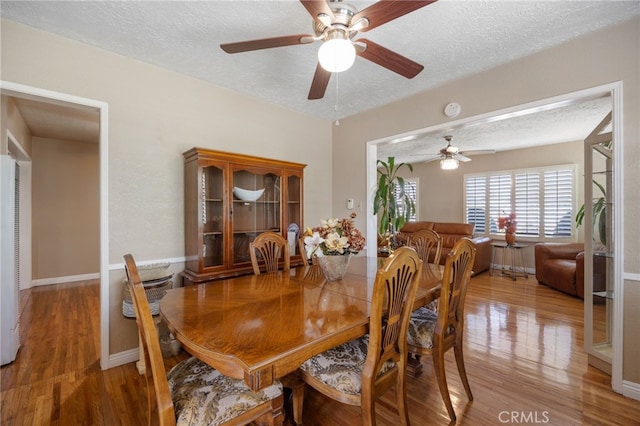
[1,3,639,424]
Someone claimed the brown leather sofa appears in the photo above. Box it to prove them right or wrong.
[535,243,585,298]
[395,221,491,275]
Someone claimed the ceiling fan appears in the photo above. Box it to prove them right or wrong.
[417,136,496,170]
[220,0,437,100]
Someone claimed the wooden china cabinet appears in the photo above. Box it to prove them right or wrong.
[182,148,306,285]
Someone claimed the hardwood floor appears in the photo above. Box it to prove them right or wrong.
[1,275,638,425]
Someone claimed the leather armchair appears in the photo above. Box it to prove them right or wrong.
[534,243,584,298]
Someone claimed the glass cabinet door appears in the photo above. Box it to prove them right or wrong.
[231,167,281,265]
[286,172,303,257]
[202,163,225,269]
[584,111,614,373]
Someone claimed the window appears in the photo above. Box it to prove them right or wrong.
[465,176,487,233]
[464,165,575,239]
[394,178,418,222]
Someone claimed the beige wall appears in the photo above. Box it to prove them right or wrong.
[31,137,99,279]
[1,19,333,354]
[1,96,32,156]
[334,18,640,384]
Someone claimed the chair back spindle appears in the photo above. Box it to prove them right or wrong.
[408,229,442,269]
[250,232,290,275]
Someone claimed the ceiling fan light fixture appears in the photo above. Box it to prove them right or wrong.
[440,157,459,170]
[318,31,355,73]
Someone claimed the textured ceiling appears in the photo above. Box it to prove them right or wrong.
[2,0,637,121]
[377,94,612,164]
[0,1,633,161]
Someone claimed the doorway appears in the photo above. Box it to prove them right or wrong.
[0,81,110,369]
[365,82,624,393]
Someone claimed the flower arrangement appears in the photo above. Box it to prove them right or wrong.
[304,212,366,258]
[498,212,517,234]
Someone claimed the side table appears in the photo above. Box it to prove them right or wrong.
[490,242,529,280]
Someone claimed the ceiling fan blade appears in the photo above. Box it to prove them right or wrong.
[220,34,314,54]
[299,0,335,26]
[308,63,332,100]
[456,154,472,162]
[355,38,423,79]
[353,0,437,32]
[422,156,441,164]
[445,145,459,154]
[459,149,496,156]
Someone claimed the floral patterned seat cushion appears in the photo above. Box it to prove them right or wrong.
[167,357,282,426]
[299,335,396,396]
[407,306,439,349]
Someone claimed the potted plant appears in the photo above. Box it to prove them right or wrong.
[373,157,415,250]
[575,179,607,245]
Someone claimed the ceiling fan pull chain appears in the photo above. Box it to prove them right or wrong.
[334,72,340,126]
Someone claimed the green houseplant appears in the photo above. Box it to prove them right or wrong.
[373,157,415,249]
[575,179,607,245]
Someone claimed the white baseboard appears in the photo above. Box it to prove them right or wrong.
[31,272,100,287]
[623,272,640,282]
[109,256,186,271]
[623,380,640,401]
[102,347,138,370]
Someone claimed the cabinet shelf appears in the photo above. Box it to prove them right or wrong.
[233,228,281,235]
[593,251,614,258]
[183,147,306,285]
[232,200,280,204]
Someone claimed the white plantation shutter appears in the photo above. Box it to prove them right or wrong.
[514,172,540,236]
[489,174,511,234]
[465,176,486,233]
[394,178,418,221]
[543,169,573,237]
[464,165,575,239]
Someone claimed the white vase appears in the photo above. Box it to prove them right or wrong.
[317,254,351,281]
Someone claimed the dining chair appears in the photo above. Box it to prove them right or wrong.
[123,254,284,426]
[408,229,442,284]
[406,238,476,422]
[249,232,290,275]
[293,247,423,426]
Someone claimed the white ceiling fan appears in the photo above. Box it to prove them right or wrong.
[417,135,495,170]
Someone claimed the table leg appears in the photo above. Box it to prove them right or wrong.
[519,248,528,278]
[407,353,423,377]
[490,246,497,276]
[510,247,516,281]
[281,372,305,426]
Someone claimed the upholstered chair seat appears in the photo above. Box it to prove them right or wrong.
[299,335,395,396]
[407,307,438,349]
[168,357,283,426]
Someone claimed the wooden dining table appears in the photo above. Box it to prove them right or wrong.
[160,255,442,393]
